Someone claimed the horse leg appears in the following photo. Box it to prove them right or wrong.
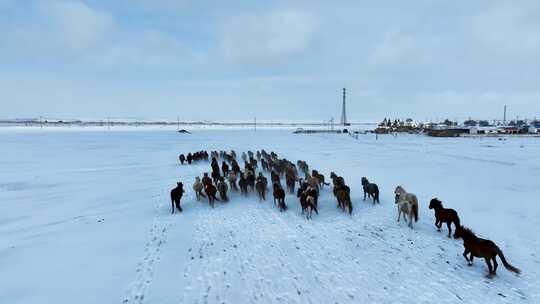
[363,190,366,201]
[408,212,413,228]
[485,258,494,276]
[171,200,174,214]
[492,256,498,275]
[397,208,401,222]
[462,249,471,264]
[469,253,474,265]
[446,222,452,238]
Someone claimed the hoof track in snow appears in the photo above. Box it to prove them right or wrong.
[123,194,172,304]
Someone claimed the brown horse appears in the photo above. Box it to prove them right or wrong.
[336,188,353,215]
[217,177,229,202]
[273,183,287,212]
[204,183,219,208]
[285,171,296,194]
[454,226,521,277]
[429,198,460,238]
[297,187,318,219]
[312,170,329,188]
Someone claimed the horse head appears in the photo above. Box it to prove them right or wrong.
[361,177,368,186]
[429,198,442,209]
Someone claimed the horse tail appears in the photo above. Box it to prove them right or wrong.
[348,200,353,215]
[313,203,319,215]
[412,202,418,222]
[374,186,380,203]
[496,247,521,274]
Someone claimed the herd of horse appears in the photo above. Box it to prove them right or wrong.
[171,149,521,278]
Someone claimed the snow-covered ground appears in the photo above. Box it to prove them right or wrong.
[0,128,539,303]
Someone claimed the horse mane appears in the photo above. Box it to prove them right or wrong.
[460,226,477,238]
[431,198,443,208]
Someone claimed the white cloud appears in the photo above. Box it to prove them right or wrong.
[94,30,200,67]
[36,0,114,52]
[220,10,318,64]
[369,29,415,66]
[472,4,540,55]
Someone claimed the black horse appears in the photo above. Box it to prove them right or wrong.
[429,198,460,238]
[170,182,185,213]
[273,183,287,212]
[179,154,186,165]
[361,177,380,204]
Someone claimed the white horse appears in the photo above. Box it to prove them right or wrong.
[394,185,419,228]
[193,177,205,201]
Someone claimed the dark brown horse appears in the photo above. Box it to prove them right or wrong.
[238,173,248,196]
[273,183,287,212]
[255,174,268,201]
[429,198,460,238]
[170,182,184,213]
[454,226,521,277]
[361,177,380,204]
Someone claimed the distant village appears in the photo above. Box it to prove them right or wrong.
[375,118,540,137]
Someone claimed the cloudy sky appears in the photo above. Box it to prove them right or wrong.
[1,0,540,122]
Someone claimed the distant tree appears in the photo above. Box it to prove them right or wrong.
[464,119,477,127]
[478,120,490,127]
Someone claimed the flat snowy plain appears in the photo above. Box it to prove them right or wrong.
[0,127,539,304]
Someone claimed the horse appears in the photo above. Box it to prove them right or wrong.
[204,183,219,208]
[193,177,206,201]
[238,173,248,196]
[179,154,186,165]
[271,170,281,186]
[394,186,418,228]
[211,169,221,185]
[202,173,212,188]
[312,170,330,189]
[273,183,287,212]
[228,171,238,191]
[221,161,230,177]
[429,198,460,238]
[285,171,296,194]
[170,182,184,213]
[255,174,268,201]
[335,187,353,215]
[306,175,320,194]
[297,187,318,219]
[246,170,256,191]
[454,226,521,277]
[217,177,229,202]
[361,177,380,204]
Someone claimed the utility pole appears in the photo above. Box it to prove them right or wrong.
[503,105,507,125]
[340,88,347,126]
